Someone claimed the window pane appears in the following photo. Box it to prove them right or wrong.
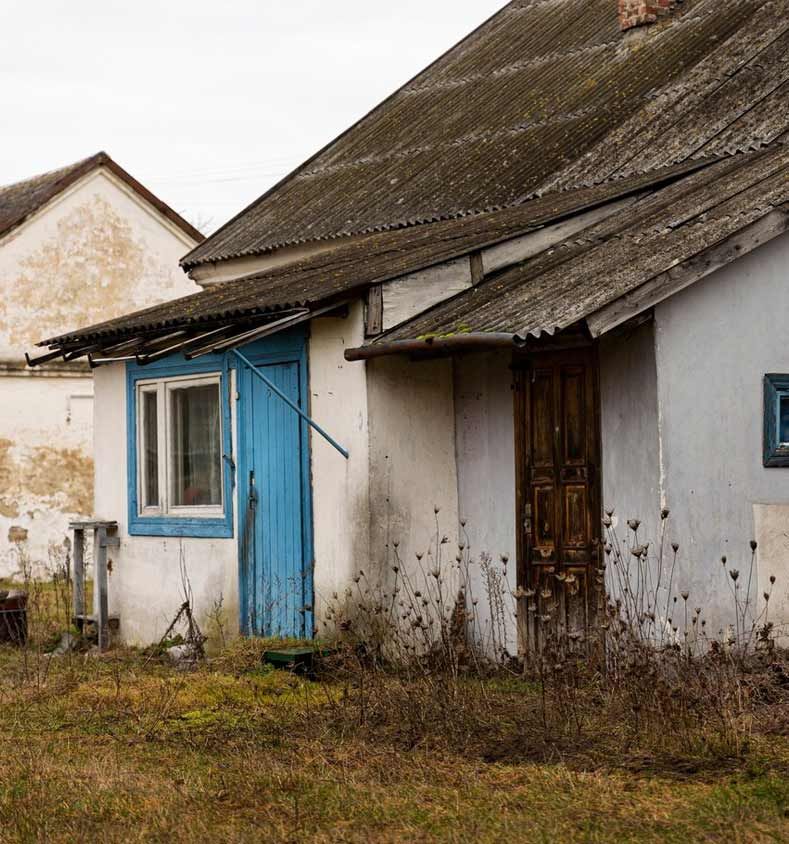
[142,391,159,508]
[169,383,222,507]
[780,395,789,444]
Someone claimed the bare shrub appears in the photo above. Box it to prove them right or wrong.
[314,508,785,766]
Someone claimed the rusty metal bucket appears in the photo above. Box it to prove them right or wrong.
[0,590,28,645]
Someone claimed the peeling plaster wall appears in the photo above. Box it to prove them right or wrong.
[308,305,371,617]
[0,371,94,576]
[93,364,239,646]
[0,169,199,577]
[654,232,789,633]
[366,356,460,591]
[453,351,518,650]
[0,169,199,358]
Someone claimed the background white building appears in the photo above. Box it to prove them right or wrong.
[0,152,202,576]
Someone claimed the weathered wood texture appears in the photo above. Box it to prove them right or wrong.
[71,520,118,651]
[365,284,383,337]
[587,208,789,337]
[515,347,601,647]
[95,526,109,651]
[72,528,85,618]
[381,257,472,331]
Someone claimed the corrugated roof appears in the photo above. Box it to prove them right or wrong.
[182,0,789,268]
[39,159,711,347]
[0,152,204,244]
[373,143,789,342]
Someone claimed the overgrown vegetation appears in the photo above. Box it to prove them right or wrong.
[0,513,788,842]
[316,508,788,769]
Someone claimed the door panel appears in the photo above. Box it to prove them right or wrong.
[238,349,312,638]
[516,346,601,637]
[531,370,555,467]
[533,484,556,562]
[561,367,586,465]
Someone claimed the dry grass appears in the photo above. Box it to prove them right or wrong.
[0,643,787,843]
[1,511,788,844]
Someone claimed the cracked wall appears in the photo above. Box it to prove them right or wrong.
[0,168,199,576]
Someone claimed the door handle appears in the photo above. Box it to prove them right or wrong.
[248,470,258,509]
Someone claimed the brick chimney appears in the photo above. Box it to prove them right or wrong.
[618,0,681,31]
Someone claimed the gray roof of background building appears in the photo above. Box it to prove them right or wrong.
[0,152,204,244]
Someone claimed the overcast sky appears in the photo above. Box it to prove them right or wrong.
[2,1,504,234]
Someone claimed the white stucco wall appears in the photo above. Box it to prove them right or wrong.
[309,306,371,616]
[366,356,460,592]
[453,351,517,650]
[653,231,789,634]
[600,320,662,551]
[93,363,240,646]
[0,167,199,578]
[91,308,374,645]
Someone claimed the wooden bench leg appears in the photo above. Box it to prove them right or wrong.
[94,526,109,651]
[73,528,85,619]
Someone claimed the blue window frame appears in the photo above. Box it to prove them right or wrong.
[764,374,789,468]
[126,352,234,537]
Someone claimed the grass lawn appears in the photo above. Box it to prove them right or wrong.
[0,639,787,844]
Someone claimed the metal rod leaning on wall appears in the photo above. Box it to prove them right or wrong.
[230,348,350,460]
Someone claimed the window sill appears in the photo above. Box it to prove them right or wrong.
[129,516,233,539]
[764,446,789,468]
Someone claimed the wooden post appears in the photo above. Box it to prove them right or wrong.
[94,525,109,651]
[72,527,85,619]
[365,284,383,337]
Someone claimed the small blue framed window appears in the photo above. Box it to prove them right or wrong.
[764,374,789,468]
[127,352,234,537]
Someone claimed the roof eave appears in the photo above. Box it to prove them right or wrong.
[344,332,527,362]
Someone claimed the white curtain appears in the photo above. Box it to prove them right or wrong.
[170,384,221,506]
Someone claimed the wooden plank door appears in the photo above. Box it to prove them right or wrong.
[515,346,601,639]
[237,331,314,639]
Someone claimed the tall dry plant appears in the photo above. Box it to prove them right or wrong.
[316,507,785,762]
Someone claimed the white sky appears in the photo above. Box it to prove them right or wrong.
[1,1,504,234]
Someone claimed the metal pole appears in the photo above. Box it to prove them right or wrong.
[231,349,349,460]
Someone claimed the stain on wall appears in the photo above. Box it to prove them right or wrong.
[0,195,188,352]
[0,172,199,578]
[0,435,92,514]
[0,436,93,575]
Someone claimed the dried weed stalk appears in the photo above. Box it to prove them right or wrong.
[315,508,786,764]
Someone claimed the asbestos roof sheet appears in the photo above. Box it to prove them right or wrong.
[375,143,789,342]
[0,152,204,244]
[183,0,789,268]
[0,156,98,240]
[40,161,709,347]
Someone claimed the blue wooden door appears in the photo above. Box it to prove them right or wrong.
[236,332,313,638]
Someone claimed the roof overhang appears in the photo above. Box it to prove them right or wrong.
[347,147,789,360]
[345,332,527,362]
[27,301,350,370]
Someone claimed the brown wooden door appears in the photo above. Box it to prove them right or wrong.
[515,346,601,638]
